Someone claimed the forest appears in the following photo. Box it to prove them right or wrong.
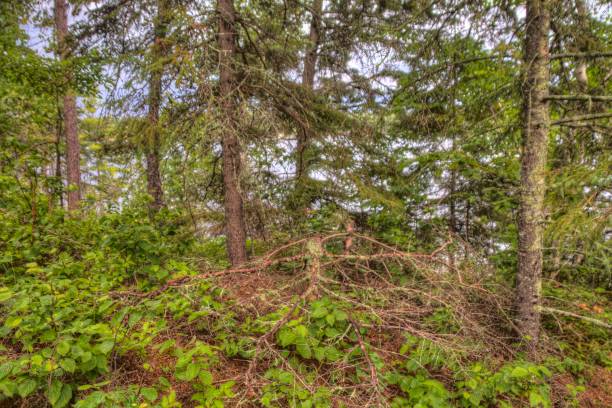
[0,0,610,407]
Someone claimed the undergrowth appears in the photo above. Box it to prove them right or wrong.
[0,209,610,407]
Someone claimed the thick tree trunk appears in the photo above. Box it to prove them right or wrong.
[146,0,168,215]
[517,0,551,356]
[54,0,80,211]
[218,0,247,266]
[295,0,323,202]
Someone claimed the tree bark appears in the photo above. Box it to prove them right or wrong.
[54,0,80,211]
[517,0,551,356]
[146,0,168,215]
[218,0,247,266]
[574,0,589,92]
[55,103,63,208]
[295,0,323,204]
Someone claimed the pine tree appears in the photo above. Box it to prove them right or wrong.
[218,0,247,266]
[54,0,81,211]
[516,0,551,355]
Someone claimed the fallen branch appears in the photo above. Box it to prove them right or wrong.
[539,306,611,329]
[348,316,380,391]
[110,253,305,300]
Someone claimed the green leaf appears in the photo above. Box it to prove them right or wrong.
[77,380,110,391]
[141,387,158,401]
[183,364,199,381]
[97,299,114,314]
[0,288,13,302]
[18,379,37,398]
[311,306,328,318]
[96,340,114,355]
[0,381,16,397]
[60,358,77,373]
[529,390,547,407]
[334,310,348,322]
[295,325,308,338]
[4,316,22,328]
[278,329,296,347]
[80,351,93,363]
[55,384,72,408]
[57,340,71,356]
[277,371,294,384]
[0,362,13,380]
[48,380,63,406]
[324,327,340,338]
[296,343,312,359]
[325,346,342,362]
[199,370,213,386]
[78,391,106,408]
[156,339,176,354]
[313,347,326,362]
[510,366,529,378]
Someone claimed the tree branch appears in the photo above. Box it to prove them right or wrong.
[545,95,612,102]
[551,112,612,125]
[550,52,612,60]
[539,306,612,329]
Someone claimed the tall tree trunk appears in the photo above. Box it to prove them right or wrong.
[54,0,80,211]
[146,0,168,215]
[218,0,247,266]
[55,102,64,208]
[295,0,323,204]
[517,0,551,356]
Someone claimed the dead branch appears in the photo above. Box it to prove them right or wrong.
[539,306,612,329]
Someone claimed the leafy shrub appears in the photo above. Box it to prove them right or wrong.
[260,368,332,408]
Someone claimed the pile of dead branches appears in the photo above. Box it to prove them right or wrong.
[112,232,523,406]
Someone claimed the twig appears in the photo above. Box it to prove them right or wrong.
[348,316,380,391]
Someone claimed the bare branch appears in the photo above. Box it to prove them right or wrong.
[551,112,612,125]
[545,95,612,102]
[539,306,612,329]
[550,52,612,60]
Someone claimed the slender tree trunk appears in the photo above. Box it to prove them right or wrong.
[55,103,63,208]
[574,0,589,92]
[448,166,457,268]
[295,0,323,203]
[146,0,168,215]
[54,0,80,211]
[517,0,551,356]
[218,0,247,266]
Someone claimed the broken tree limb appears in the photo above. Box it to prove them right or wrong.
[538,306,611,329]
[348,315,380,390]
[305,236,323,300]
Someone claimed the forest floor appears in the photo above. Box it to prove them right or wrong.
[104,233,611,407]
[1,229,610,407]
